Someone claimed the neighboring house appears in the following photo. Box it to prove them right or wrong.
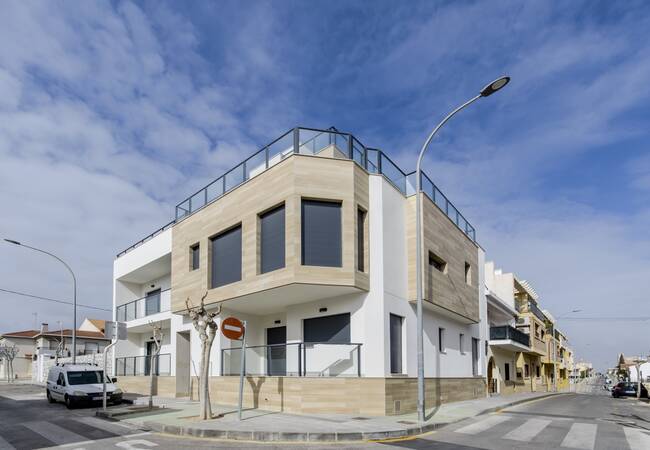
[113,126,487,415]
[1,319,110,382]
[0,329,39,379]
[485,262,527,395]
[616,354,647,382]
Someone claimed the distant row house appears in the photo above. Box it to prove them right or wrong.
[485,263,574,396]
[108,126,576,415]
[0,319,110,381]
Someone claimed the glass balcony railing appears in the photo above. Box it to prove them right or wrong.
[220,342,362,377]
[490,326,530,347]
[116,289,171,322]
[117,126,477,257]
[114,353,171,376]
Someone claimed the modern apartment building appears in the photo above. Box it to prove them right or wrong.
[112,127,487,415]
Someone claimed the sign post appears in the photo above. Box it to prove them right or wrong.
[220,317,246,421]
[102,321,126,412]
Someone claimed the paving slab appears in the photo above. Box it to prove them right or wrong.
[97,391,566,442]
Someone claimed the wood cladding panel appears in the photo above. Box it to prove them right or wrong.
[406,195,480,323]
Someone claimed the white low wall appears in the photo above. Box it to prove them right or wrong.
[33,353,113,384]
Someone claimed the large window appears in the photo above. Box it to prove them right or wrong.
[357,208,366,272]
[260,204,285,273]
[301,200,342,267]
[390,314,403,374]
[303,313,350,343]
[211,225,242,288]
[429,252,447,273]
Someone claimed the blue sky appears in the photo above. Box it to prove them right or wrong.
[1,0,649,370]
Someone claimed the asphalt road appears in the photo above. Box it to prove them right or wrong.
[1,379,649,450]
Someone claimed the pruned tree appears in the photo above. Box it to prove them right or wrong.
[0,345,19,383]
[186,292,222,420]
[148,323,163,409]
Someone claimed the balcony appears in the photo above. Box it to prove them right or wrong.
[115,353,172,376]
[489,326,530,352]
[116,288,171,323]
[518,301,547,323]
[119,127,476,258]
[221,342,362,377]
[529,335,547,356]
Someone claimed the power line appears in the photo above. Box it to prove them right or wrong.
[0,287,110,312]
[559,317,650,322]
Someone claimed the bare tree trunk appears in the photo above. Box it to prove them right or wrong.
[186,293,221,421]
[148,324,163,409]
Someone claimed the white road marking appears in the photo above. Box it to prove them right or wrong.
[0,434,16,450]
[561,423,597,449]
[455,415,511,435]
[624,427,650,450]
[503,418,551,442]
[115,439,158,449]
[75,416,137,433]
[23,421,87,445]
[56,441,95,448]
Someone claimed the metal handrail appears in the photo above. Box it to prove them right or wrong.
[117,126,478,258]
[116,220,174,257]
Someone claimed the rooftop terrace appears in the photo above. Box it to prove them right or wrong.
[117,126,476,257]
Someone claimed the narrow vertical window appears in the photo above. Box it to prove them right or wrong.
[260,204,285,273]
[438,327,446,353]
[211,225,242,288]
[190,243,200,271]
[504,363,510,381]
[472,338,479,376]
[389,314,403,374]
[301,200,342,267]
[357,208,366,272]
[459,333,465,354]
[464,262,472,285]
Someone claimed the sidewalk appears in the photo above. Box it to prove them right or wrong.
[98,391,564,442]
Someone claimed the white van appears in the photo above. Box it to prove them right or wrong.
[46,363,123,409]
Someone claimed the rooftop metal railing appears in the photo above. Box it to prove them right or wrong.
[116,126,477,257]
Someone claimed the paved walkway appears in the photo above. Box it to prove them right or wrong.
[101,391,565,442]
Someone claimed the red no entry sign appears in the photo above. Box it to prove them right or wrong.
[222,317,245,340]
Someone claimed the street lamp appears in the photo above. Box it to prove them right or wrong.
[3,239,78,363]
[415,76,510,422]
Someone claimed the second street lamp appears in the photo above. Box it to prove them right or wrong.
[3,239,78,363]
[415,76,510,423]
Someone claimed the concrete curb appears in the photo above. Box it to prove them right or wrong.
[102,392,564,443]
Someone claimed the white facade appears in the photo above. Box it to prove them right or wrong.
[112,175,486,383]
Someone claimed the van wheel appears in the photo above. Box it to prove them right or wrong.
[64,395,75,409]
[46,390,55,403]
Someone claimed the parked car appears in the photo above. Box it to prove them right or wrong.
[46,363,122,409]
[611,381,648,398]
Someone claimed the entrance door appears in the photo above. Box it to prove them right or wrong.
[145,341,158,376]
[266,326,286,376]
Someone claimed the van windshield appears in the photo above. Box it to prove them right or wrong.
[66,371,109,385]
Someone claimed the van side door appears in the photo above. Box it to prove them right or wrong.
[53,373,66,400]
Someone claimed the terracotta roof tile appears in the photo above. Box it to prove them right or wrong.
[1,330,40,338]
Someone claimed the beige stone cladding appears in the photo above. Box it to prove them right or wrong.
[117,376,176,397]
[406,195,480,323]
[171,154,369,313]
[116,375,485,416]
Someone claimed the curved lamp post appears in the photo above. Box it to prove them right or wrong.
[415,76,510,422]
[4,239,78,363]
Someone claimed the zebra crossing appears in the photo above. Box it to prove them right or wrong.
[0,415,143,450]
[450,414,650,450]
